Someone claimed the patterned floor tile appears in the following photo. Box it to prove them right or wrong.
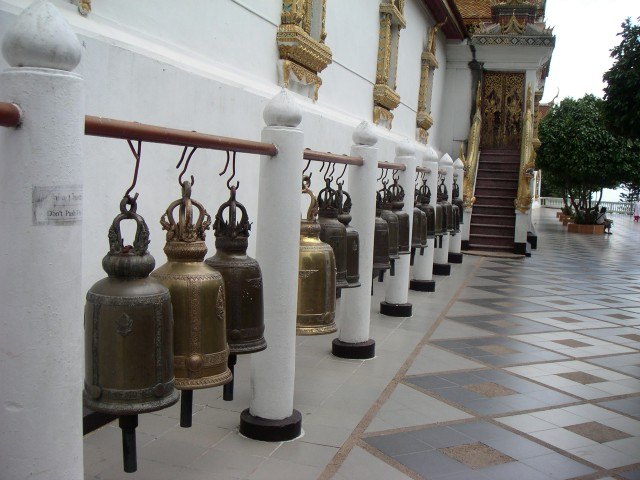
[586,353,640,379]
[597,397,640,419]
[432,336,569,367]
[364,421,594,479]
[506,360,640,399]
[577,309,640,326]
[516,310,616,330]
[447,313,560,335]
[510,331,636,358]
[581,326,640,349]
[405,369,575,415]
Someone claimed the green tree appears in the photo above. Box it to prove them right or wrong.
[603,17,640,141]
[537,95,637,222]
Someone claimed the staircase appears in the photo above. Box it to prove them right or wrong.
[468,149,519,253]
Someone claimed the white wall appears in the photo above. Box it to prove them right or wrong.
[0,0,458,293]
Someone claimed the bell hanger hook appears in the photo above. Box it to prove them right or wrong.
[176,146,198,187]
[336,164,347,187]
[303,157,312,181]
[219,151,240,191]
[123,139,142,210]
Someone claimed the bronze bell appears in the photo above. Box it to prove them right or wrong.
[297,176,337,335]
[378,184,400,260]
[389,179,411,255]
[437,175,454,233]
[84,195,178,472]
[337,185,360,288]
[152,181,232,391]
[411,189,429,265]
[206,187,266,354]
[452,176,465,225]
[318,178,349,289]
[418,182,437,239]
[452,204,461,234]
[373,201,392,274]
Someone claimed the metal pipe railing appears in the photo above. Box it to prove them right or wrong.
[378,161,406,171]
[0,102,21,128]
[303,149,363,166]
[416,166,430,174]
[85,115,278,156]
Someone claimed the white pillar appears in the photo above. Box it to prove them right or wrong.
[381,141,417,317]
[333,122,378,358]
[242,90,304,441]
[433,154,453,275]
[410,152,438,292]
[0,2,84,478]
[448,157,464,263]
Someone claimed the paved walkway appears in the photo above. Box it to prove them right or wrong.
[85,208,640,479]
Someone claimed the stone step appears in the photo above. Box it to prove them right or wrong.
[475,177,519,189]
[475,186,518,197]
[466,243,514,252]
[472,205,515,216]
[478,161,520,171]
[469,233,514,247]
[471,213,516,226]
[474,195,514,207]
[476,169,519,180]
[469,223,515,236]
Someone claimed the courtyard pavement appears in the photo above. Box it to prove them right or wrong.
[84,208,640,479]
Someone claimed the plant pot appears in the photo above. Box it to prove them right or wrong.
[556,211,562,218]
[567,223,605,234]
[562,218,570,226]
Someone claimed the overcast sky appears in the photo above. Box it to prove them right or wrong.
[542,0,640,103]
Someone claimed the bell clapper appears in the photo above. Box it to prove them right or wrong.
[410,248,416,266]
[119,414,138,473]
[223,354,237,401]
[180,390,193,428]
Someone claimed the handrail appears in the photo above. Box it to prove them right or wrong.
[303,149,363,166]
[514,84,535,213]
[462,84,481,209]
[0,102,21,127]
[85,115,278,156]
[378,161,406,171]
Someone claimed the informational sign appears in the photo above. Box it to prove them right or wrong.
[32,185,83,226]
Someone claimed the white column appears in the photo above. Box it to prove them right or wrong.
[381,141,417,316]
[0,2,84,478]
[334,122,378,357]
[433,154,453,274]
[410,153,438,291]
[244,90,304,440]
[449,157,464,260]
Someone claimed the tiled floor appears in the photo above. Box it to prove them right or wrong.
[84,209,640,479]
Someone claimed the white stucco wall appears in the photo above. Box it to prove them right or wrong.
[0,0,454,293]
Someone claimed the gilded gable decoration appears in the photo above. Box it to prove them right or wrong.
[373,0,406,129]
[416,21,445,143]
[277,0,332,101]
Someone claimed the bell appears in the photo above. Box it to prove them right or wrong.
[411,190,429,265]
[437,175,454,233]
[152,181,232,393]
[373,208,391,274]
[389,179,411,255]
[317,178,349,289]
[297,176,337,335]
[378,186,400,260]
[452,176,465,225]
[206,188,266,354]
[84,195,179,472]
[418,182,437,239]
[337,185,360,288]
[434,203,444,236]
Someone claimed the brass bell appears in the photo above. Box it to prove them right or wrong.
[389,178,411,255]
[318,178,349,289]
[84,195,179,472]
[378,184,400,260]
[452,176,465,226]
[297,176,337,335]
[437,175,454,233]
[373,202,391,274]
[206,187,266,354]
[152,181,232,422]
[418,182,437,239]
[337,185,360,288]
[411,190,428,265]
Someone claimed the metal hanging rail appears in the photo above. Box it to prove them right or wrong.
[378,161,406,171]
[0,102,21,128]
[416,166,430,174]
[303,149,363,166]
[85,116,278,156]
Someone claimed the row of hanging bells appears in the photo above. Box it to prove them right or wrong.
[83,149,266,472]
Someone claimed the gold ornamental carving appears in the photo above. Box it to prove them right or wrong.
[515,83,535,213]
[416,21,444,143]
[277,0,332,100]
[463,84,482,208]
[481,71,525,149]
[374,2,406,129]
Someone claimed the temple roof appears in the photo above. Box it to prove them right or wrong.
[454,0,545,28]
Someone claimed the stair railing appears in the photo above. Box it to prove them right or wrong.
[462,84,482,209]
[515,83,536,213]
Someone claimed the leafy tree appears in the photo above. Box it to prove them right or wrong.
[603,17,640,140]
[537,95,638,221]
[619,183,640,203]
